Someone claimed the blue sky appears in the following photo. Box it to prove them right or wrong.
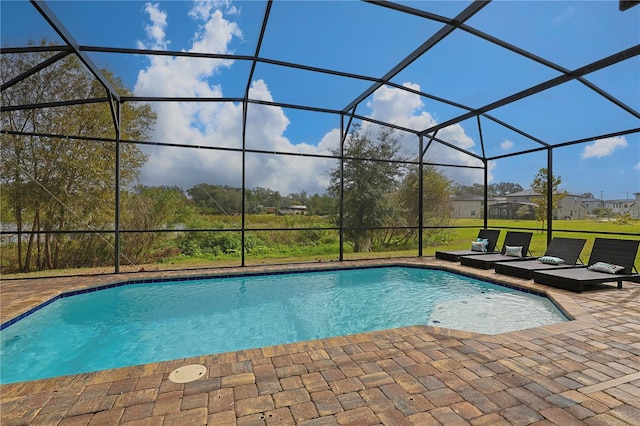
[2,0,639,199]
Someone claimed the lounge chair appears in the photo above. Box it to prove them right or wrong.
[533,238,640,292]
[459,231,535,270]
[435,229,501,262]
[494,237,587,280]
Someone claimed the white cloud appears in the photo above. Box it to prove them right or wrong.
[581,136,627,159]
[500,139,514,150]
[365,84,486,185]
[190,0,238,20]
[635,162,640,170]
[139,3,169,50]
[135,2,483,195]
[552,6,576,27]
[135,2,335,195]
[367,83,432,128]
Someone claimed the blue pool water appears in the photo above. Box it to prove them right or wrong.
[0,267,567,384]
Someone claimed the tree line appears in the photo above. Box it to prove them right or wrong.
[187,184,335,216]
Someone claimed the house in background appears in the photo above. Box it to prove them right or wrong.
[450,194,497,219]
[489,190,597,220]
[630,193,640,219]
[487,189,537,220]
[607,198,635,216]
[582,198,604,216]
[554,193,590,220]
[452,190,637,220]
[279,205,307,215]
[582,196,636,218]
[451,189,598,220]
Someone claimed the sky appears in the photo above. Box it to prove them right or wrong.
[2,0,639,199]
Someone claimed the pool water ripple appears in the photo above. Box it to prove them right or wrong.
[0,267,566,384]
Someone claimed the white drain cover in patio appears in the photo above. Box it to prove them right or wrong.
[169,364,208,383]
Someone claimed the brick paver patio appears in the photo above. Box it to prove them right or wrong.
[1,258,639,425]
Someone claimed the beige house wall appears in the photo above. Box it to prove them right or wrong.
[451,200,485,218]
[630,193,640,219]
[554,195,588,220]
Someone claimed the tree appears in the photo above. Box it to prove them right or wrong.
[395,163,454,246]
[1,39,156,272]
[591,207,612,218]
[491,182,523,197]
[282,191,309,208]
[530,168,567,230]
[188,183,242,215]
[245,187,282,213]
[121,185,194,263]
[515,205,530,221]
[453,181,523,197]
[327,125,406,252]
[306,193,335,216]
[453,183,484,197]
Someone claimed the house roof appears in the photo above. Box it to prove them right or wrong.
[488,201,536,207]
[451,194,488,201]
[505,189,539,197]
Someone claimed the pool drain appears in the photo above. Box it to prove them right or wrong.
[169,364,208,383]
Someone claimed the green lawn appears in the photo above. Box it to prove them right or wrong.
[3,218,638,279]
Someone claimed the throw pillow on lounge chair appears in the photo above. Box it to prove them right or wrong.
[538,256,565,265]
[505,246,523,257]
[471,241,484,252]
[587,262,625,274]
[471,238,489,252]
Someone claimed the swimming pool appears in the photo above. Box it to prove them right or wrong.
[0,266,567,384]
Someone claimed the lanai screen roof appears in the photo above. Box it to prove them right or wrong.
[1,0,639,196]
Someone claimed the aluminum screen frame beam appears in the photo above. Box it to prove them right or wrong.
[342,0,490,114]
[373,1,640,130]
[421,45,640,137]
[0,50,71,92]
[30,0,121,103]
[240,0,273,266]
